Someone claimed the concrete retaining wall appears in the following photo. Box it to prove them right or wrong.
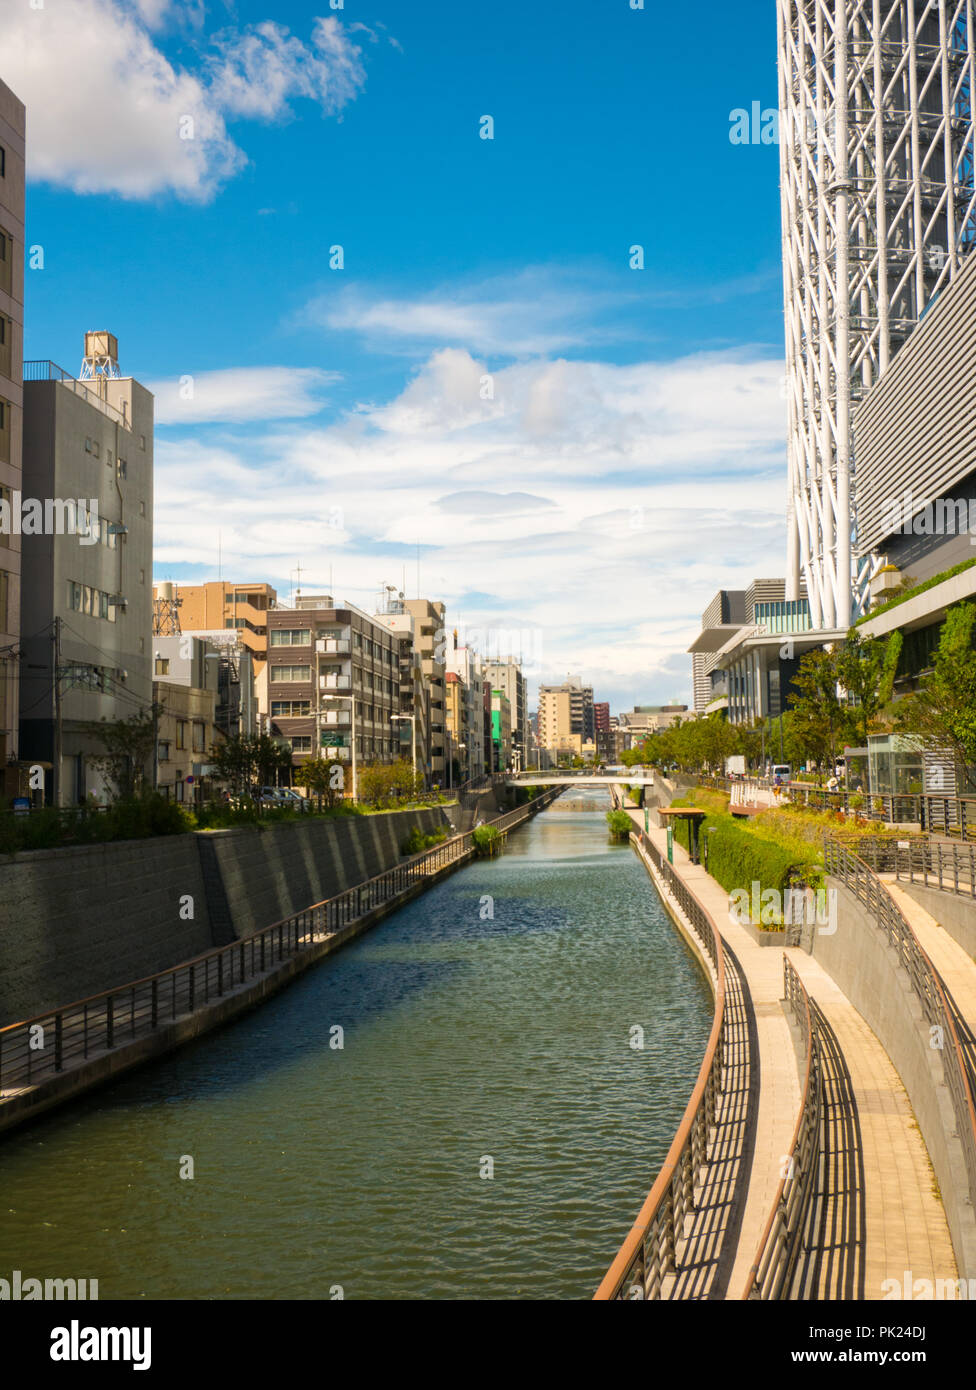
[897,882,976,961]
[0,807,451,1026]
[812,879,976,1279]
[206,807,450,939]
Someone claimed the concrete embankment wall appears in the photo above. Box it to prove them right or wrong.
[812,880,976,1279]
[0,807,450,1026]
[897,882,976,960]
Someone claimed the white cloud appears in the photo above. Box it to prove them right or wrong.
[153,346,789,706]
[305,269,630,357]
[148,367,339,424]
[1,3,366,201]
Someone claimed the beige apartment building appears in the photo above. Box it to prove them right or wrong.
[373,595,447,787]
[0,78,24,803]
[162,580,276,716]
[538,676,594,761]
[152,636,220,804]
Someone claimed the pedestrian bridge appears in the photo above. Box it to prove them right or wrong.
[504,774,659,787]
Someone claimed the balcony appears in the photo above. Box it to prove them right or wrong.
[320,674,351,691]
[316,637,351,655]
[318,708,351,727]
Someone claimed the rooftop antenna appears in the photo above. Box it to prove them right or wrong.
[292,560,304,605]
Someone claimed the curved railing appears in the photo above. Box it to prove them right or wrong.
[742,955,824,1299]
[824,839,976,1208]
[594,829,727,1301]
[0,789,561,1096]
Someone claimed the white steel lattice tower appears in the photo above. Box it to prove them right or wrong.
[778,0,976,628]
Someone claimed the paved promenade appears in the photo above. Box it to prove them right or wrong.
[621,798,957,1298]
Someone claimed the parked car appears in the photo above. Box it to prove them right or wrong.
[254,786,311,811]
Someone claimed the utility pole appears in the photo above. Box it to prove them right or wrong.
[350,695,357,803]
[52,616,63,808]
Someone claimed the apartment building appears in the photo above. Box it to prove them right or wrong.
[593,701,612,761]
[165,580,276,715]
[151,635,219,803]
[537,676,594,760]
[483,659,527,769]
[446,634,485,780]
[374,595,447,787]
[267,596,400,793]
[19,333,153,805]
[0,78,24,803]
[490,687,512,772]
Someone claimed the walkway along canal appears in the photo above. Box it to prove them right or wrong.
[0,794,714,1299]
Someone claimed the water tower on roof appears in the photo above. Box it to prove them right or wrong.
[79,331,122,381]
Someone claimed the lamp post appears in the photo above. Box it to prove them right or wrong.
[705,825,716,872]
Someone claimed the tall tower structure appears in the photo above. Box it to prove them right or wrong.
[778,0,976,628]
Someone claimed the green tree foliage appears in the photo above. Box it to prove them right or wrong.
[835,629,903,748]
[85,706,161,800]
[211,734,292,794]
[896,602,976,790]
[297,757,347,808]
[357,758,424,809]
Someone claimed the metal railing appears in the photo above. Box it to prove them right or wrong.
[824,839,976,1208]
[22,360,129,427]
[0,789,561,1096]
[743,956,824,1299]
[880,838,976,899]
[594,829,727,1301]
[700,774,976,837]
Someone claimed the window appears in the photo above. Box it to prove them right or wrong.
[270,629,311,647]
[85,438,92,453]
[0,484,8,549]
[154,657,169,676]
[192,722,205,753]
[139,569,145,585]
[176,721,187,750]
[0,568,7,631]
[271,700,311,717]
[140,435,146,451]
[0,146,5,178]
[92,441,100,459]
[288,736,312,753]
[270,664,310,683]
[139,501,146,517]
[157,741,171,762]
[117,459,127,479]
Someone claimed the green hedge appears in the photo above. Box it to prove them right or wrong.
[672,807,822,900]
[855,556,976,626]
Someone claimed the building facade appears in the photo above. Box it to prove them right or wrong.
[267,596,400,793]
[537,676,594,761]
[151,636,219,803]
[0,78,24,803]
[19,334,154,805]
[484,660,528,770]
[162,581,276,718]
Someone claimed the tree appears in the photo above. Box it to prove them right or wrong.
[296,756,346,809]
[788,648,845,770]
[896,602,976,790]
[211,734,258,795]
[85,706,160,800]
[835,628,903,748]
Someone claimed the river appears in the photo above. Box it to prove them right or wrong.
[0,794,713,1300]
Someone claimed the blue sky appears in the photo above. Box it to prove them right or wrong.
[9,0,789,710]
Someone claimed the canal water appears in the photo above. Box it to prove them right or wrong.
[0,797,713,1300]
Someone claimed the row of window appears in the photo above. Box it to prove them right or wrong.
[270,701,397,722]
[67,580,117,622]
[268,626,396,662]
[157,719,207,757]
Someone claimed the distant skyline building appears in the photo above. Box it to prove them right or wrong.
[777,0,976,628]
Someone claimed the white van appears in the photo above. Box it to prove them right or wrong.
[771,764,791,784]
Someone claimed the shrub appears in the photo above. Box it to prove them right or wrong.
[401,824,449,855]
[606,809,633,841]
[472,824,502,857]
